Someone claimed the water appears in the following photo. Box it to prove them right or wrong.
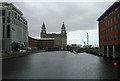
[2,51,120,79]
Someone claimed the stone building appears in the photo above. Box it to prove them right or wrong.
[41,22,67,49]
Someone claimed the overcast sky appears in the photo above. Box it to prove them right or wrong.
[12,1,114,46]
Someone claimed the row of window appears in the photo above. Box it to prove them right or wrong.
[13,11,27,25]
[101,34,120,42]
[2,17,27,30]
[101,23,120,36]
[101,13,120,28]
[12,20,28,30]
[1,9,27,26]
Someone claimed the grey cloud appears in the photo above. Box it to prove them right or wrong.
[13,2,112,37]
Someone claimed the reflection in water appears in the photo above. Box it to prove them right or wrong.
[2,51,120,79]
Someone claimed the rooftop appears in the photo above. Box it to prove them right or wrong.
[97,1,120,21]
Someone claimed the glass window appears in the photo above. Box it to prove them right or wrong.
[0,10,5,16]
[111,27,112,33]
[114,25,116,31]
[117,14,120,20]
[108,28,110,33]
[117,24,120,30]
[110,18,112,24]
[114,16,116,22]
[7,17,10,23]
[118,34,120,40]
[3,25,5,38]
[2,18,5,23]
[7,25,10,38]
[8,11,10,17]
[108,20,110,25]
[114,34,117,40]
[111,36,112,41]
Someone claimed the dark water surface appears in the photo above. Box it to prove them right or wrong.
[2,51,120,79]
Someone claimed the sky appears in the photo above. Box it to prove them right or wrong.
[11,1,115,47]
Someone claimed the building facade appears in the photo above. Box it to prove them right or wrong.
[28,37,55,49]
[28,36,38,48]
[0,3,28,53]
[41,22,67,49]
[97,1,120,58]
[38,38,55,49]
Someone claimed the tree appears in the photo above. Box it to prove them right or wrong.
[37,42,44,50]
[67,45,70,49]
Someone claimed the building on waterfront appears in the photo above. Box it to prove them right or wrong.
[37,38,55,49]
[0,2,28,53]
[40,22,67,49]
[0,11,2,54]
[97,1,120,58]
[28,36,38,48]
[28,36,55,50]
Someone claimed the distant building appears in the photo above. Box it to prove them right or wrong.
[38,38,55,49]
[28,36,38,48]
[97,1,120,58]
[28,37,54,49]
[0,3,28,53]
[71,44,82,48]
[40,22,67,49]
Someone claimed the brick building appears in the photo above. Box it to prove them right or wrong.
[38,38,55,49]
[97,1,120,58]
[28,37,54,49]
[28,36,38,48]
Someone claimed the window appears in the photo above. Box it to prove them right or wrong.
[110,18,112,24]
[110,27,112,33]
[3,25,5,38]
[114,25,116,31]
[2,18,5,23]
[7,25,10,38]
[117,13,120,20]
[114,34,117,40]
[114,16,116,22]
[105,22,107,27]
[118,34,120,40]
[108,20,110,25]
[8,11,10,17]
[15,13,17,19]
[108,28,110,33]
[0,10,5,16]
[108,36,110,41]
[111,36,112,41]
[18,15,20,20]
[117,24,120,30]
[105,30,106,34]
[7,17,10,23]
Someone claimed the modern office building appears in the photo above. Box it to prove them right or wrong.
[0,2,28,53]
[97,1,120,58]
[0,11,2,54]
[41,22,67,49]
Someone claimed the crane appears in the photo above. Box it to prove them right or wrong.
[82,39,86,46]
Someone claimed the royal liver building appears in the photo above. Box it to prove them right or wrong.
[40,22,67,49]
